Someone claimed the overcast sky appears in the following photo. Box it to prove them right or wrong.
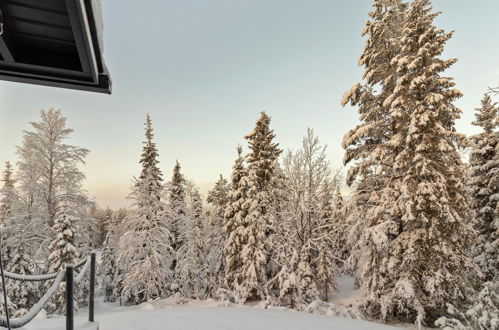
[1,0,498,209]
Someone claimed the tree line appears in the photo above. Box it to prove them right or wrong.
[99,112,345,310]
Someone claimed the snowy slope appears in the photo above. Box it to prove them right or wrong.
[25,301,400,330]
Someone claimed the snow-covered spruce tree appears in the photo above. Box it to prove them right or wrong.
[2,197,40,315]
[74,205,103,307]
[101,207,113,242]
[275,247,300,309]
[87,205,110,248]
[243,112,283,298]
[1,163,40,315]
[1,209,39,316]
[244,111,283,234]
[101,224,121,303]
[469,93,499,283]
[0,161,17,267]
[176,183,206,298]
[112,208,127,239]
[296,245,320,305]
[205,175,230,297]
[168,160,188,278]
[76,206,100,256]
[315,183,342,302]
[266,162,291,283]
[228,112,282,302]
[341,0,407,285]
[109,208,127,301]
[46,211,80,314]
[435,282,499,330]
[315,242,335,302]
[0,292,16,318]
[223,146,250,295]
[350,0,476,325]
[329,186,349,270]
[341,0,407,192]
[0,161,15,226]
[5,240,38,317]
[463,282,499,330]
[118,114,174,304]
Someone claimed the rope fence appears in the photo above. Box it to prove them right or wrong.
[0,270,66,328]
[3,257,88,282]
[0,252,97,329]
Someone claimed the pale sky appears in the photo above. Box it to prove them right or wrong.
[1,0,498,209]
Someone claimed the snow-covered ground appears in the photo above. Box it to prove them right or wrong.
[25,300,400,330]
[22,274,401,330]
[330,274,364,306]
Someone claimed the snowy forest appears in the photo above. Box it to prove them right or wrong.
[0,0,498,329]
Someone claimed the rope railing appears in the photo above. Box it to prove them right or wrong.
[0,270,65,328]
[3,257,88,282]
[0,252,97,330]
[75,257,91,283]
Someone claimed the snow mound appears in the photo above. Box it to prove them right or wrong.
[34,309,47,321]
[140,302,155,311]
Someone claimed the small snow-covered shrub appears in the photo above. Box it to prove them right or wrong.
[215,288,235,306]
[305,300,359,319]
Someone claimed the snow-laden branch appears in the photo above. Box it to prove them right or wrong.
[487,86,499,95]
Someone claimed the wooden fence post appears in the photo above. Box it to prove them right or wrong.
[89,252,96,322]
[66,265,74,330]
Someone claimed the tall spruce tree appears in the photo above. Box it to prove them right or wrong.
[344,0,478,326]
[244,112,283,221]
[101,212,121,303]
[341,0,407,188]
[341,0,407,285]
[176,184,206,298]
[240,112,282,301]
[0,161,16,267]
[206,175,230,296]
[168,160,188,278]
[330,187,349,269]
[100,207,113,245]
[358,0,475,325]
[223,146,250,297]
[225,112,283,302]
[118,114,174,304]
[469,94,499,283]
[0,162,15,225]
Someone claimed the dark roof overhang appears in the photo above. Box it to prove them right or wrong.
[0,0,111,94]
